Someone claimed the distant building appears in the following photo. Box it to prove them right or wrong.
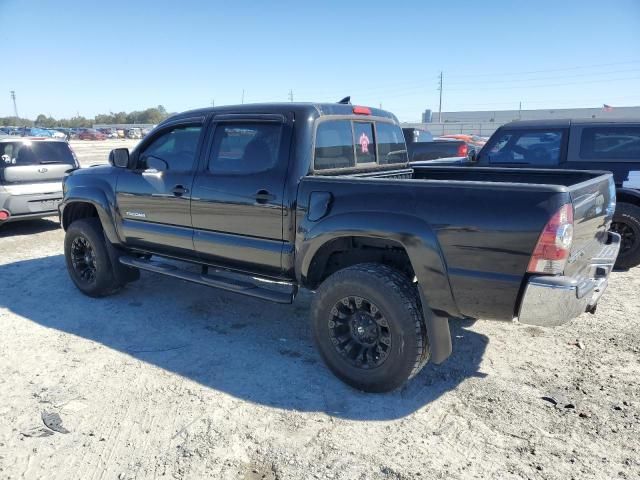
[405,105,640,136]
[435,105,640,123]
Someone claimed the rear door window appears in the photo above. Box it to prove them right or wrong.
[209,123,283,174]
[579,127,640,160]
[485,130,564,165]
[314,121,355,170]
[354,122,375,164]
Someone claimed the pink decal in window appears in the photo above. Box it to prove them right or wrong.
[359,132,370,154]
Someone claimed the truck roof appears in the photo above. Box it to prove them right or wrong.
[165,102,398,124]
[501,118,640,129]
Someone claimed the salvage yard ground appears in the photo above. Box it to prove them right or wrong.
[0,143,639,479]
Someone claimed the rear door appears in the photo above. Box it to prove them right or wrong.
[190,114,292,274]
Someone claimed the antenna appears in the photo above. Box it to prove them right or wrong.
[337,96,351,105]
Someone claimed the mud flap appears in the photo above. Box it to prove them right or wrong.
[103,234,140,285]
[419,290,453,364]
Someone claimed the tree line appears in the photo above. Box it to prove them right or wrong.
[0,105,171,128]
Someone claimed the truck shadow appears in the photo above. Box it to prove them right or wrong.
[0,254,488,421]
[0,218,60,237]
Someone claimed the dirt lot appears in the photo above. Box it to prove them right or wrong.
[0,175,639,479]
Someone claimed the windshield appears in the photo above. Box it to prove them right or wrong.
[0,141,75,167]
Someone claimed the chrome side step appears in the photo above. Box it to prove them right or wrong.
[119,256,296,304]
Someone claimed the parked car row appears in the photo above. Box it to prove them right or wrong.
[1,126,154,140]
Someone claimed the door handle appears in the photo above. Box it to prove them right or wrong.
[172,185,189,197]
[254,189,276,204]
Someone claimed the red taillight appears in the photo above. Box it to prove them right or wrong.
[0,210,10,221]
[527,204,574,274]
[353,106,372,115]
[457,144,468,157]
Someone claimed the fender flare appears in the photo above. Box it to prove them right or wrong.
[60,186,120,244]
[297,212,458,364]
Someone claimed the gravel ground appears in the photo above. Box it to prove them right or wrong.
[0,199,639,478]
[69,139,140,166]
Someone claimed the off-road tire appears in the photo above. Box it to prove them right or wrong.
[64,218,122,297]
[311,263,429,393]
[612,202,640,269]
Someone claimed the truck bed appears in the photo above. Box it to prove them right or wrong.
[300,165,615,321]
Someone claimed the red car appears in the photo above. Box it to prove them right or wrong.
[78,129,107,140]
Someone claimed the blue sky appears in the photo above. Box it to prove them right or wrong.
[1,0,639,121]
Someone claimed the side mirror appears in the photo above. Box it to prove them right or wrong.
[109,148,130,168]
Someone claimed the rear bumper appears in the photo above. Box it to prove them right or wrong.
[1,211,59,222]
[517,232,621,327]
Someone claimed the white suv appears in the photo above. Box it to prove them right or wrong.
[0,138,78,224]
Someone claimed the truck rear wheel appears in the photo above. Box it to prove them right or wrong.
[311,263,429,393]
[611,202,640,269]
[64,218,122,297]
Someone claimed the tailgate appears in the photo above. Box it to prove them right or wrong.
[2,163,71,183]
[564,173,616,277]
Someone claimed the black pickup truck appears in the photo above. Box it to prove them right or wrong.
[416,119,640,269]
[59,103,620,392]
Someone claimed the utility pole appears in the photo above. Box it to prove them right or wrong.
[211,99,215,107]
[518,101,522,120]
[288,89,294,102]
[10,90,19,119]
[241,89,245,104]
[437,71,443,123]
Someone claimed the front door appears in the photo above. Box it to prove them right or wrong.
[115,121,204,256]
[190,114,291,274]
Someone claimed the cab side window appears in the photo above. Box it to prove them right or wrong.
[209,123,282,174]
[486,130,564,165]
[580,127,640,160]
[140,126,202,171]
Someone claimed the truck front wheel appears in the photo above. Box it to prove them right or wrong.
[64,218,122,297]
[611,202,640,269]
[311,263,429,393]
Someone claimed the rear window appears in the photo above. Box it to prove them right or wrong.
[579,127,640,160]
[484,129,564,165]
[0,141,75,167]
[314,121,355,170]
[354,122,375,164]
[377,123,409,164]
[314,120,407,170]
